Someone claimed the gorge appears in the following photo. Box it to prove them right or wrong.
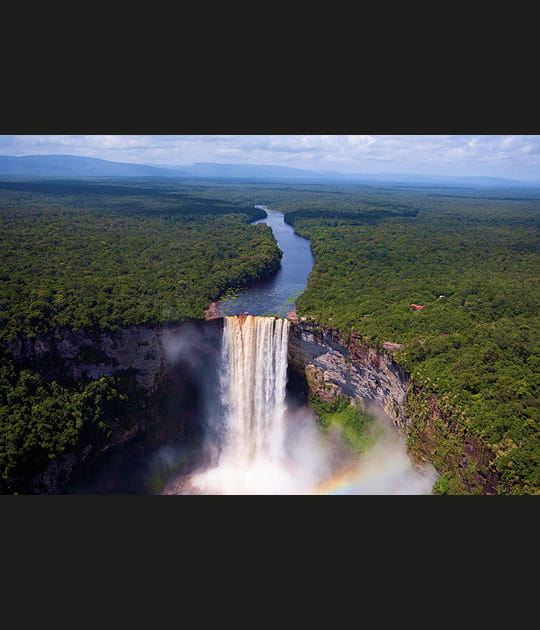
[2,176,535,495]
[9,205,438,494]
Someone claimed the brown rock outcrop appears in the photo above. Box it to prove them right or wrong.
[288,321,410,427]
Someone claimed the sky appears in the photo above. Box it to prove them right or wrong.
[1,134,540,181]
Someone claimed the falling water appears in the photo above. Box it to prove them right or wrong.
[220,315,290,465]
[163,314,437,494]
[184,315,317,494]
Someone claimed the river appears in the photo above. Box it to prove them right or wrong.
[65,205,436,494]
[217,205,314,317]
[65,204,314,494]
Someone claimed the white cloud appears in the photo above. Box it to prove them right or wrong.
[1,134,539,181]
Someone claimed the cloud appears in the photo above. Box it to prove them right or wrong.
[1,134,539,181]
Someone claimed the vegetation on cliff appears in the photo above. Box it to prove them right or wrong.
[1,177,539,494]
[0,346,137,493]
[0,178,281,492]
[281,186,539,494]
[309,392,379,453]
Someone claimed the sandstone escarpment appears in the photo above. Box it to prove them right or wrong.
[5,319,224,493]
[8,319,222,392]
[405,383,499,494]
[287,318,499,494]
[288,320,410,427]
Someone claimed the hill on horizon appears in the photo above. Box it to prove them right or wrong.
[0,154,539,187]
[0,154,182,177]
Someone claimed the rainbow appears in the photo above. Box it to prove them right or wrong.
[312,463,361,495]
[311,459,428,495]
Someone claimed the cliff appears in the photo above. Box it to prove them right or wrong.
[288,318,499,494]
[5,319,223,493]
[5,314,500,494]
[288,320,410,427]
[9,322,185,391]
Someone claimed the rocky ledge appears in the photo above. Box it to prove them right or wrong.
[8,319,222,392]
[287,319,410,427]
[287,317,499,494]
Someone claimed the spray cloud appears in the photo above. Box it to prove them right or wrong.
[163,316,437,495]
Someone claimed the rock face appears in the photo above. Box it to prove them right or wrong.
[6,315,500,494]
[405,384,499,494]
[8,320,222,392]
[204,302,220,321]
[288,319,499,494]
[6,319,224,493]
[288,321,410,427]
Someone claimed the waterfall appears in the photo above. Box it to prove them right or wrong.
[186,315,302,493]
[164,314,437,495]
[219,315,290,466]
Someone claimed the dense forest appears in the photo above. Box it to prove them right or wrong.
[0,178,280,491]
[275,186,539,494]
[0,176,538,494]
[0,178,279,341]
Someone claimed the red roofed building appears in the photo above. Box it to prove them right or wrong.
[411,304,424,310]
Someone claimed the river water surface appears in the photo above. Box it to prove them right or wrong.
[217,206,314,317]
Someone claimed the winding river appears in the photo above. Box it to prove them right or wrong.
[217,205,314,317]
[66,206,314,493]
[66,204,437,494]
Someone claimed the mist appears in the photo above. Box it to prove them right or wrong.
[317,404,438,495]
[160,318,437,495]
[165,402,437,495]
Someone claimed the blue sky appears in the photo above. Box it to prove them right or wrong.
[1,134,539,181]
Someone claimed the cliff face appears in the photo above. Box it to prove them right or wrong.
[288,321,410,427]
[8,323,194,391]
[6,316,499,494]
[405,383,499,494]
[6,319,223,493]
[288,319,499,494]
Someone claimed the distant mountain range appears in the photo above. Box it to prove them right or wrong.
[0,155,180,177]
[0,155,343,179]
[174,161,337,179]
[0,154,538,187]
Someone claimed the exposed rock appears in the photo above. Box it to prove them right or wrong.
[204,302,220,320]
[406,384,499,494]
[7,321,215,392]
[286,309,299,324]
[33,444,94,494]
[288,321,409,428]
[382,341,404,353]
[5,319,224,493]
[288,319,499,494]
[6,314,500,495]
